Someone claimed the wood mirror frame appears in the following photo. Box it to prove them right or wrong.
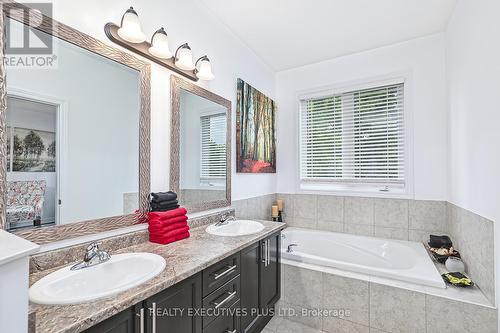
[170,76,231,213]
[0,1,151,244]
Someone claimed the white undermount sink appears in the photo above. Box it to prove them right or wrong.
[206,219,265,236]
[29,252,166,305]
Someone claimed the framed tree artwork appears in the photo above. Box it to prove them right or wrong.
[236,78,276,173]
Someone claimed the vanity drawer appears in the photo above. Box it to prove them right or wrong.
[203,253,240,297]
[203,301,240,333]
[203,275,240,328]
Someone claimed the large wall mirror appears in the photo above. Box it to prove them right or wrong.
[171,76,231,213]
[0,2,151,244]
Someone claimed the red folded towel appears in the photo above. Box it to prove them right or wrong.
[148,215,187,226]
[148,222,189,234]
[150,231,190,245]
[148,208,187,220]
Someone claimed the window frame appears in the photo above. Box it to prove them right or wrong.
[199,112,227,188]
[296,74,414,198]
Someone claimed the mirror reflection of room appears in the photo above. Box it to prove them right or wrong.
[5,18,141,231]
[179,89,227,207]
[6,97,57,230]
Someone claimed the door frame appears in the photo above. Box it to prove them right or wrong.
[6,86,68,226]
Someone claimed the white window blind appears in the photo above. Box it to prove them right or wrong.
[200,113,226,182]
[300,83,405,188]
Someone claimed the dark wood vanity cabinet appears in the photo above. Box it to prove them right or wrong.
[83,304,142,333]
[83,231,281,333]
[240,231,281,333]
[145,273,202,333]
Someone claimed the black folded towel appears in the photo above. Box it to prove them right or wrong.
[151,200,178,208]
[150,191,177,202]
[150,204,180,212]
[429,235,453,248]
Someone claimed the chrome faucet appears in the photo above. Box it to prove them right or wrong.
[287,244,298,253]
[215,215,236,227]
[71,242,111,270]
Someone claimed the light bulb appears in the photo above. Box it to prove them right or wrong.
[175,43,195,71]
[117,7,146,43]
[148,27,172,59]
[195,56,215,80]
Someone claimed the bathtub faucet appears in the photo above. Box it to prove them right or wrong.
[287,244,298,253]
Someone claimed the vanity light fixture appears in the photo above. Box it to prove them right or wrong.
[195,56,215,81]
[148,27,172,59]
[106,7,215,82]
[174,43,195,71]
[117,7,146,43]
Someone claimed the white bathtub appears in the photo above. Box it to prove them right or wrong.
[281,227,446,288]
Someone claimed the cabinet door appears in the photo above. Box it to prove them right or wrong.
[260,232,281,310]
[240,241,260,333]
[145,273,202,333]
[83,304,141,333]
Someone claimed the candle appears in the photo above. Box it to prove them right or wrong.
[271,205,279,218]
[276,199,283,211]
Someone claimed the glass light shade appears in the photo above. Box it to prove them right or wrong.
[117,7,146,43]
[148,28,172,59]
[196,57,215,80]
[175,44,195,71]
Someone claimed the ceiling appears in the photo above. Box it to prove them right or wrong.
[200,0,457,71]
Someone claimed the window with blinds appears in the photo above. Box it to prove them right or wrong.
[299,82,405,190]
[200,113,226,184]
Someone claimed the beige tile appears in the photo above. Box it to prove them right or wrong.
[408,229,447,244]
[426,295,497,333]
[276,301,322,329]
[374,226,408,241]
[287,217,317,229]
[277,193,295,219]
[283,264,323,309]
[232,199,249,219]
[317,220,344,233]
[317,195,344,222]
[409,200,446,231]
[323,317,369,333]
[374,199,408,228]
[345,197,374,225]
[275,318,323,333]
[369,329,388,333]
[344,224,374,237]
[323,274,369,326]
[369,283,425,333]
[265,315,283,332]
[294,194,318,219]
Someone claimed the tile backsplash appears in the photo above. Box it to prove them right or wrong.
[232,193,495,304]
[275,194,447,242]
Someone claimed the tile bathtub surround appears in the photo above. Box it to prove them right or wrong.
[273,264,497,333]
[275,194,447,242]
[447,203,495,305]
[232,193,277,220]
[29,208,235,273]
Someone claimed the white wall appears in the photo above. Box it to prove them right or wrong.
[275,34,448,200]
[46,0,276,201]
[445,0,500,308]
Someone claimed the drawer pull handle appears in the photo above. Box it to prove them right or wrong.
[213,265,237,280]
[212,291,237,309]
[225,330,237,333]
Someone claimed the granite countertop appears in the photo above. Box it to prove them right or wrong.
[29,220,286,333]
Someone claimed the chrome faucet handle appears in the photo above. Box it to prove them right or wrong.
[287,244,298,253]
[83,242,99,262]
